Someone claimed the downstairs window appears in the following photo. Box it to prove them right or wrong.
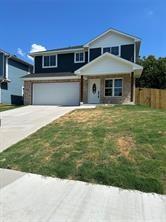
[105,79,122,96]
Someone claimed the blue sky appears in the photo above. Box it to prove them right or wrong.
[0,0,165,63]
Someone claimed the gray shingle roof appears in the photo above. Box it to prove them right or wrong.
[35,45,83,54]
[22,72,76,78]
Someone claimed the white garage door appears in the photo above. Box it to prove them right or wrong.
[33,82,80,105]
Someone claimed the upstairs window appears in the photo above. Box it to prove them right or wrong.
[103,46,120,56]
[74,52,85,63]
[43,55,57,68]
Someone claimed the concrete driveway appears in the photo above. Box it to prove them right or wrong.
[0,105,77,152]
[0,169,166,222]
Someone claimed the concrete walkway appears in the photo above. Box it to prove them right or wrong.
[0,106,76,152]
[0,169,166,222]
[0,105,95,152]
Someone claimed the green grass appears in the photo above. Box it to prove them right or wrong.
[0,105,166,194]
[0,104,20,112]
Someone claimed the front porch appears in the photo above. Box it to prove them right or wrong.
[82,74,133,104]
[75,52,143,104]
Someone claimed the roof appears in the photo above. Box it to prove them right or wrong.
[30,27,141,57]
[75,52,143,77]
[0,48,33,67]
[34,45,83,54]
[22,72,77,79]
[30,45,84,57]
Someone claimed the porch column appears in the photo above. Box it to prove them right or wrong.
[130,72,134,102]
[80,75,83,103]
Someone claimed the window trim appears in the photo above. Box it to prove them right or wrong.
[74,51,85,63]
[42,55,58,68]
[104,78,123,97]
[102,46,121,56]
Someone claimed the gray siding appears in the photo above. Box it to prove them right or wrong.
[1,58,30,104]
[35,52,88,74]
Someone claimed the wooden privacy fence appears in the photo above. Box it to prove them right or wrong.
[135,88,166,109]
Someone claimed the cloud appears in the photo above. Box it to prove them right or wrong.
[27,43,46,61]
[29,44,46,53]
[17,48,25,57]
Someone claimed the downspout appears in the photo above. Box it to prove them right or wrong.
[5,54,12,80]
[130,72,134,102]
[0,54,12,82]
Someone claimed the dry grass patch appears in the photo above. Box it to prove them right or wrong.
[117,136,135,160]
[57,109,104,124]
[75,159,84,169]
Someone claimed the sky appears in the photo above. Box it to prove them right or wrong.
[0,0,165,63]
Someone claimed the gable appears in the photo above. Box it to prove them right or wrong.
[76,56,131,75]
[75,53,143,76]
[89,31,135,49]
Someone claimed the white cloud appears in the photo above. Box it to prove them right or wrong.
[17,48,25,57]
[29,43,46,53]
[27,43,46,61]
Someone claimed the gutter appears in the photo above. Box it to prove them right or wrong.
[23,76,81,81]
[29,48,85,57]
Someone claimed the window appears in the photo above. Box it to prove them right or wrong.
[105,79,122,97]
[111,47,119,56]
[1,82,8,90]
[114,79,122,96]
[103,47,111,53]
[43,55,57,68]
[74,52,85,63]
[103,46,119,56]
[105,79,113,96]
[92,83,97,94]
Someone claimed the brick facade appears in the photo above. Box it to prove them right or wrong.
[24,79,80,105]
[83,74,132,104]
[24,74,133,105]
[24,81,33,105]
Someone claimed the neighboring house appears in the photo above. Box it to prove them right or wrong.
[23,28,143,105]
[0,49,33,105]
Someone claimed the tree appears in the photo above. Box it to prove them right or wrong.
[136,56,166,89]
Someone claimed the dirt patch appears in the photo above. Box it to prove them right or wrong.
[57,109,104,124]
[117,136,135,159]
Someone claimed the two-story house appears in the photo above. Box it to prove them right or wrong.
[0,49,33,104]
[23,28,143,105]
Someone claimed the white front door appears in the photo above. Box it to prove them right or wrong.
[88,79,100,104]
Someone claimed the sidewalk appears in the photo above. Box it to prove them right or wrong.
[1,168,166,222]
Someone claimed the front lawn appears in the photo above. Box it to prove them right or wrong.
[0,105,165,194]
[0,104,19,112]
